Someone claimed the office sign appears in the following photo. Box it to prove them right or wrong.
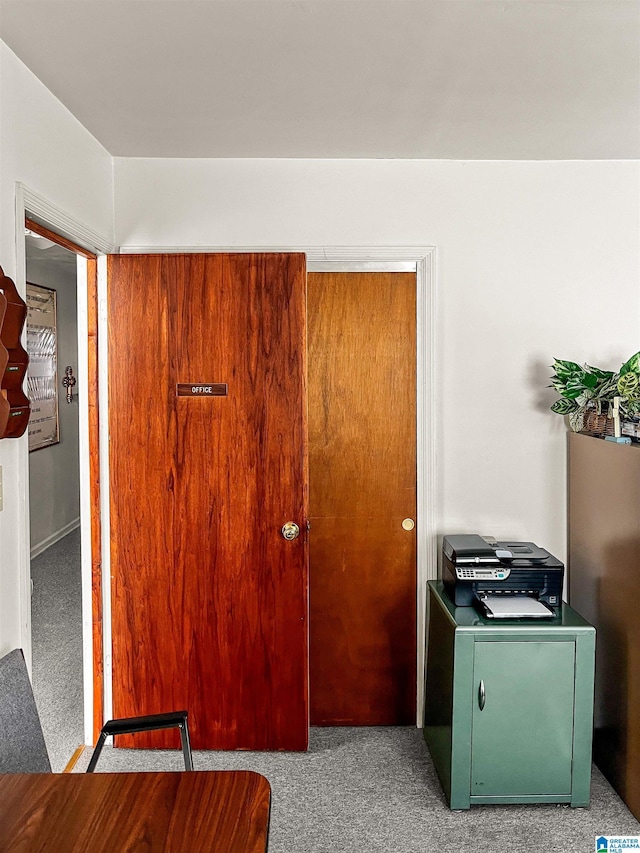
[176,383,228,397]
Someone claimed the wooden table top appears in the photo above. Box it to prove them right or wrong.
[0,770,271,852]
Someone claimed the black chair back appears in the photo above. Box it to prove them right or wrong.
[0,647,193,774]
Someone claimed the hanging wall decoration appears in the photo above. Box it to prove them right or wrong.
[26,283,59,451]
[0,266,30,439]
[0,289,8,437]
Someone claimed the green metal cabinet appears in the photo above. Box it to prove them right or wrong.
[424,581,595,810]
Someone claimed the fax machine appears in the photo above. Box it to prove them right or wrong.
[442,534,563,613]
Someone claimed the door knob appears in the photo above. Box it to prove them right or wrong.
[281,522,300,541]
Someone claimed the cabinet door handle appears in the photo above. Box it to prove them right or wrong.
[478,679,486,711]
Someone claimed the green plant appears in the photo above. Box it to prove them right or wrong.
[616,352,640,416]
[549,352,640,432]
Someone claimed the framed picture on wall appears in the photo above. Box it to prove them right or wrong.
[26,283,59,451]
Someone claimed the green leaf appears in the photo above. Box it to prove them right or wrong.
[552,359,582,380]
[583,364,615,383]
[553,358,581,372]
[617,372,639,398]
[620,351,640,376]
[576,391,595,406]
[582,371,599,389]
[563,377,587,399]
[568,410,585,432]
[551,398,578,415]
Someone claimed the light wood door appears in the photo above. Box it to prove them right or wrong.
[108,253,308,750]
[308,271,416,725]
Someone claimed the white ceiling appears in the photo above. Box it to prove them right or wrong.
[1,0,639,160]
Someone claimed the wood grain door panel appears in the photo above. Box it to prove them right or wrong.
[308,272,416,725]
[108,253,308,751]
[309,517,416,724]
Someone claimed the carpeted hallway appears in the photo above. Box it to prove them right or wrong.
[30,528,640,850]
[30,527,83,773]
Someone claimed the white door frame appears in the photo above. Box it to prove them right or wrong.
[116,244,438,725]
[14,182,115,745]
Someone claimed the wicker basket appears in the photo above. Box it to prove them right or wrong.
[581,409,615,436]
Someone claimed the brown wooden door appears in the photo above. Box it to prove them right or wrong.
[107,253,308,750]
[308,271,416,725]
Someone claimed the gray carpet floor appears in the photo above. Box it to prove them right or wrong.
[73,728,640,853]
[30,528,640,850]
[30,527,84,772]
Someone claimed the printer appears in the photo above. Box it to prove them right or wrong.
[442,534,563,615]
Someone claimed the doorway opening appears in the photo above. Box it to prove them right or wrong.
[18,205,105,761]
[25,228,83,770]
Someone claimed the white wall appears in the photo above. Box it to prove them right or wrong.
[0,41,114,656]
[114,157,640,567]
[26,256,80,555]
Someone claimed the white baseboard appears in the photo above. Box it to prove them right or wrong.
[30,517,81,560]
